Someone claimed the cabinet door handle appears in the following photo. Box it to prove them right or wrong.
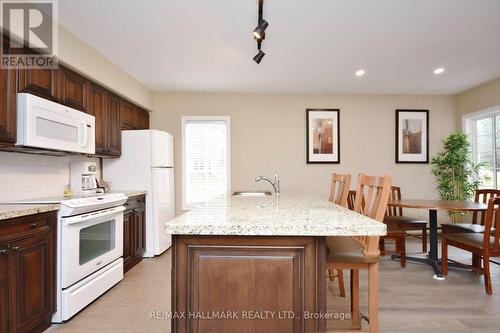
[30,223,38,229]
[11,246,20,252]
[0,249,7,255]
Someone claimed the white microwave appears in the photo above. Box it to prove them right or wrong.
[16,93,95,154]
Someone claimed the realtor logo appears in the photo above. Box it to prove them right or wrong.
[1,0,58,68]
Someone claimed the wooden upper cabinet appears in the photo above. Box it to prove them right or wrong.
[133,108,150,130]
[17,68,58,102]
[57,66,90,113]
[107,93,122,156]
[0,65,17,144]
[89,84,108,155]
[121,101,135,130]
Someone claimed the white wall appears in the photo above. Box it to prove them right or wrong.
[0,152,98,201]
[152,92,457,218]
[456,77,500,126]
[57,26,154,110]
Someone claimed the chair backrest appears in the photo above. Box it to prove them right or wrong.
[386,186,403,217]
[482,197,500,252]
[473,189,500,225]
[328,173,351,207]
[352,173,392,258]
[347,190,356,210]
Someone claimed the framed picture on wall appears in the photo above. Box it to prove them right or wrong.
[306,109,340,164]
[395,109,429,163]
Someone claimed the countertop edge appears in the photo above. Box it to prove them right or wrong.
[0,204,61,221]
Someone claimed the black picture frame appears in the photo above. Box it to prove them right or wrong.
[395,109,429,164]
[306,108,340,164]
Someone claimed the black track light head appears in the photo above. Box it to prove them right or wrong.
[253,50,265,64]
[253,19,269,40]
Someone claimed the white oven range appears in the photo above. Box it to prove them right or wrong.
[10,193,127,322]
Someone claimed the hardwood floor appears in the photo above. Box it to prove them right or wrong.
[46,238,500,333]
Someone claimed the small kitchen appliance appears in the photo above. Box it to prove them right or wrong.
[71,161,100,195]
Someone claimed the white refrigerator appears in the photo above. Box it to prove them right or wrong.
[103,130,175,257]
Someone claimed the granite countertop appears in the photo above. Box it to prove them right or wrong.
[115,190,147,198]
[0,204,60,221]
[165,192,387,237]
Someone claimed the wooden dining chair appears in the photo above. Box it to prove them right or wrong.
[349,187,406,268]
[442,196,500,295]
[326,173,392,333]
[329,173,352,207]
[442,188,500,234]
[384,186,428,253]
[327,173,352,298]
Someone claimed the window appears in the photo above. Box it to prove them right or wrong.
[464,107,500,188]
[182,116,230,209]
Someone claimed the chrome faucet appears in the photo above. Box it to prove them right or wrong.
[255,172,280,196]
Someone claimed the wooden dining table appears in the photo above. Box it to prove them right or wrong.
[387,199,488,279]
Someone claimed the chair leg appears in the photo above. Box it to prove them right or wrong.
[472,254,481,272]
[337,269,346,297]
[441,238,448,275]
[327,268,335,281]
[379,238,385,255]
[483,254,493,295]
[422,226,427,253]
[399,236,406,268]
[350,269,361,329]
[368,262,379,333]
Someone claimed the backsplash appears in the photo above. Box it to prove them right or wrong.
[0,151,99,202]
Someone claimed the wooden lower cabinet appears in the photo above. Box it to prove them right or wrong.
[172,236,326,333]
[123,195,146,273]
[0,211,57,333]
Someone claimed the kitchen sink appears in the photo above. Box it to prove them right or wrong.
[233,191,272,197]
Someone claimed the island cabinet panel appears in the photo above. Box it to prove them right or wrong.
[172,236,326,333]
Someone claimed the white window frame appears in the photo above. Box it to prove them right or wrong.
[463,105,500,188]
[181,116,231,210]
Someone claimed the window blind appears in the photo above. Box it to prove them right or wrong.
[184,119,228,208]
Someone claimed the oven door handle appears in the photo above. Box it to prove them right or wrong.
[62,206,125,225]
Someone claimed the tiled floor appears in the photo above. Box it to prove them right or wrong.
[47,238,500,333]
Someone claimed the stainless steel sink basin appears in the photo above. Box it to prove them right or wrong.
[233,191,272,197]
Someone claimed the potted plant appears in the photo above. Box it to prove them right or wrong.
[430,132,489,222]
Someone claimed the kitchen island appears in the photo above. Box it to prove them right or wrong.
[165,192,386,333]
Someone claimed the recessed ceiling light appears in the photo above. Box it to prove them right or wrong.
[433,67,445,75]
[355,69,365,77]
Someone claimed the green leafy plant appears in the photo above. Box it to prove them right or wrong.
[430,132,489,221]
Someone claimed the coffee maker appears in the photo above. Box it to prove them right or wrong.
[70,161,100,196]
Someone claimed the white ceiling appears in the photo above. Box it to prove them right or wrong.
[58,0,500,94]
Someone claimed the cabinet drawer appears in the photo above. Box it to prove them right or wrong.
[0,212,56,241]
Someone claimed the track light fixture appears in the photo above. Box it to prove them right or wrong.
[253,50,265,64]
[253,19,268,40]
[253,0,268,64]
